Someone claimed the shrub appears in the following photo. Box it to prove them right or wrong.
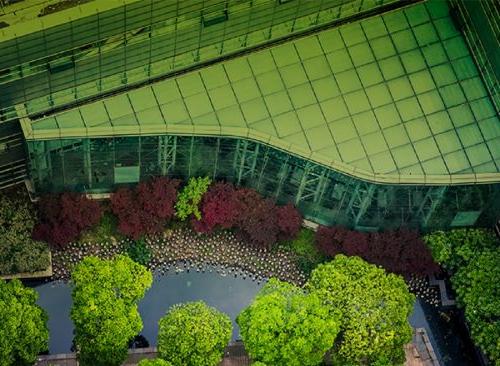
[110,177,179,239]
[192,182,239,233]
[0,279,49,366]
[158,301,232,366]
[0,190,50,275]
[33,192,102,248]
[79,211,119,244]
[307,255,415,365]
[175,177,211,221]
[126,238,152,266]
[281,228,325,275]
[315,226,439,276]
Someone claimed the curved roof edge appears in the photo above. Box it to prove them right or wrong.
[20,114,500,186]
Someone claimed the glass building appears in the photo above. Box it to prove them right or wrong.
[1,0,499,230]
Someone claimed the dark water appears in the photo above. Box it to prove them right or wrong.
[35,272,480,366]
[35,268,264,354]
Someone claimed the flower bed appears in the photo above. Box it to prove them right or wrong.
[50,228,306,285]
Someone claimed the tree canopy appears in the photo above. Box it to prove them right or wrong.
[157,301,232,366]
[306,255,415,365]
[110,177,179,239]
[33,192,102,248]
[237,278,340,366]
[424,229,500,364]
[0,279,49,366]
[71,255,153,366]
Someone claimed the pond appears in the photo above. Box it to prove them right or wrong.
[33,268,480,366]
[34,267,264,354]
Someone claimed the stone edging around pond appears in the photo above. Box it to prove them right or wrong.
[0,252,53,280]
[50,228,307,286]
[34,343,249,366]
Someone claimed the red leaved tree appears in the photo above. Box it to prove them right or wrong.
[192,182,240,233]
[314,225,349,257]
[233,188,279,248]
[32,192,102,248]
[110,177,179,239]
[314,225,439,277]
[276,203,302,241]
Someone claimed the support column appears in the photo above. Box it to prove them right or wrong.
[158,135,177,176]
[294,163,328,205]
[346,182,377,227]
[83,139,92,189]
[416,186,447,227]
[233,139,259,186]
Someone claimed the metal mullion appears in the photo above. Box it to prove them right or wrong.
[171,1,181,68]
[265,44,310,151]
[219,0,230,55]
[245,53,279,137]
[220,63,247,129]
[187,136,195,177]
[312,35,356,167]
[357,17,401,174]
[255,145,269,191]
[428,11,498,171]
[212,137,220,180]
[401,11,474,175]
[334,29,377,173]
[377,15,428,175]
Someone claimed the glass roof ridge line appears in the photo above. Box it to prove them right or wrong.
[21,121,500,186]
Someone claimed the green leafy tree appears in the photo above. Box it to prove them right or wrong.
[237,278,340,366]
[0,279,49,366]
[71,255,153,366]
[158,301,232,366]
[454,248,500,364]
[138,359,173,366]
[424,229,500,364]
[175,177,211,221]
[423,228,497,271]
[306,255,415,365]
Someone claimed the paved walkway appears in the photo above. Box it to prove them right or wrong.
[36,335,439,366]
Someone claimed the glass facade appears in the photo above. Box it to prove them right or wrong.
[0,0,399,123]
[5,0,500,230]
[23,0,500,181]
[449,0,500,116]
[26,135,500,230]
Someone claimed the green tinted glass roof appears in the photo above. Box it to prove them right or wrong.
[22,0,500,185]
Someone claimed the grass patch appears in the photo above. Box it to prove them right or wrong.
[280,228,325,275]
